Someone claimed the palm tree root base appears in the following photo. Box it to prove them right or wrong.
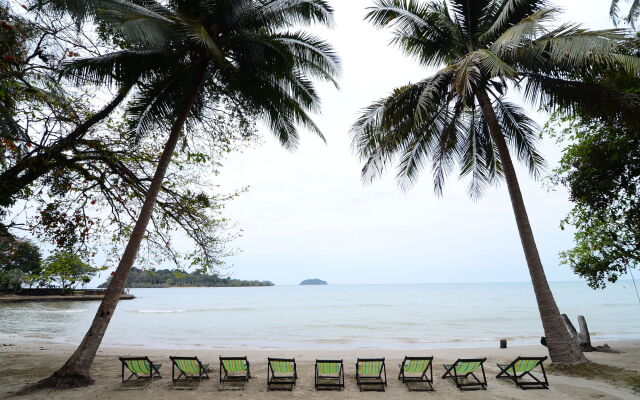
[18,371,95,394]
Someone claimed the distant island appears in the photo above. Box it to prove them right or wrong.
[299,279,327,285]
[99,268,274,288]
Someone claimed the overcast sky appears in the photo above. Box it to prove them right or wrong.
[201,0,622,286]
[82,0,619,287]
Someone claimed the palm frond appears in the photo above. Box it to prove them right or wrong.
[481,0,551,43]
[491,97,546,178]
[255,0,335,27]
[448,0,495,40]
[523,73,640,125]
[274,31,341,85]
[367,0,464,66]
[62,50,175,87]
[459,107,502,200]
[491,8,557,53]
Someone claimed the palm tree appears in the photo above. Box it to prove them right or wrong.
[33,0,339,388]
[353,0,640,364]
[610,0,639,26]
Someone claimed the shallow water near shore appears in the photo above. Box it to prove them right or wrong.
[0,281,638,349]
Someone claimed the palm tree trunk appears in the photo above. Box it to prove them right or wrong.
[476,88,585,364]
[29,65,209,390]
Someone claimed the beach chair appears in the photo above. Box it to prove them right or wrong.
[398,356,434,391]
[356,358,387,392]
[315,359,344,390]
[219,357,251,388]
[170,356,209,382]
[442,358,487,391]
[119,357,162,382]
[267,358,297,391]
[496,356,549,389]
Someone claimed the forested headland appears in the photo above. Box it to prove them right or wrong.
[98,267,273,288]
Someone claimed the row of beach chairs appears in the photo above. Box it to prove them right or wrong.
[120,355,549,391]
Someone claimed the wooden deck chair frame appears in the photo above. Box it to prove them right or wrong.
[356,358,387,392]
[496,356,549,389]
[267,357,297,391]
[315,359,344,391]
[398,356,434,391]
[442,358,487,391]
[219,356,251,385]
[170,356,209,383]
[119,357,162,382]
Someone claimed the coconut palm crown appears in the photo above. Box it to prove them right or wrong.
[353,0,640,364]
[65,0,340,148]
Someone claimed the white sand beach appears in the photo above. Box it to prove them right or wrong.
[1,340,639,400]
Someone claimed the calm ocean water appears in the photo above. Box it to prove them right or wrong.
[0,282,638,349]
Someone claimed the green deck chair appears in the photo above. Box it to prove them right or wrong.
[398,356,434,391]
[219,357,251,388]
[442,358,487,391]
[268,358,297,391]
[496,356,549,389]
[119,357,162,382]
[315,359,344,391]
[170,356,209,382]
[356,358,387,392]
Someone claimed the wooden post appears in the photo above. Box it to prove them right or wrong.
[561,314,579,342]
[577,315,593,352]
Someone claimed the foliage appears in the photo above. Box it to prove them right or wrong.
[547,35,640,289]
[98,267,273,288]
[352,0,640,199]
[0,234,42,289]
[548,115,639,289]
[41,251,106,290]
[0,235,42,274]
[0,2,257,271]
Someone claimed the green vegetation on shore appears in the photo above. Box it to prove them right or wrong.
[1,235,104,291]
[98,268,273,288]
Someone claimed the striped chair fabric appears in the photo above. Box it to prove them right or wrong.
[358,360,383,377]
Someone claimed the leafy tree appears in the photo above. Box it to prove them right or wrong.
[41,251,106,290]
[1,2,253,272]
[353,0,640,364]
[32,0,339,389]
[0,235,42,276]
[0,234,42,289]
[556,119,639,288]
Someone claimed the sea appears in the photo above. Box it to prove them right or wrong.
[0,281,638,350]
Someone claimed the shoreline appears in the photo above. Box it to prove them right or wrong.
[2,330,637,352]
[0,293,135,303]
[1,340,638,399]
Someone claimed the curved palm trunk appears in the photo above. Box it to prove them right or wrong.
[476,88,585,365]
[29,65,209,390]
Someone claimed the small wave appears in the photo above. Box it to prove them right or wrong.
[135,309,187,314]
[132,307,257,314]
[49,309,92,314]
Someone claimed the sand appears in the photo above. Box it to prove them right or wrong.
[1,340,639,400]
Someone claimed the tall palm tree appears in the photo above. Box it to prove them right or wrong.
[353,0,640,364]
[34,0,339,388]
